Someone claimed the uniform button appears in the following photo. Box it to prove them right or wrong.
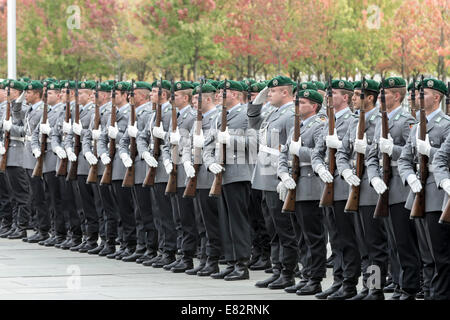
[307,173,311,177]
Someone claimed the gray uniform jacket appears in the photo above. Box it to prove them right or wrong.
[366,107,416,205]
[278,114,326,201]
[203,103,254,185]
[398,109,450,212]
[50,101,75,171]
[433,133,450,210]
[161,105,197,188]
[181,108,219,189]
[336,107,381,206]
[136,102,173,184]
[118,102,153,185]
[311,107,354,201]
[248,102,294,192]
[23,101,45,170]
[0,100,27,167]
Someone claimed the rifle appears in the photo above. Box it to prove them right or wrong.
[319,76,335,207]
[122,79,136,187]
[143,79,162,187]
[100,80,117,185]
[56,83,71,176]
[410,78,417,119]
[345,77,366,213]
[32,82,49,178]
[373,78,391,218]
[66,80,80,181]
[410,75,427,219]
[165,80,177,195]
[209,79,227,197]
[86,81,100,184]
[183,81,203,198]
[0,83,11,173]
[438,81,450,224]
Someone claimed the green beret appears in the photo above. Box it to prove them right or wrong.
[407,81,420,92]
[8,80,27,91]
[353,79,380,93]
[217,80,244,92]
[299,82,317,91]
[47,82,61,90]
[267,76,294,88]
[192,82,200,88]
[313,81,326,91]
[382,77,406,89]
[206,80,219,88]
[240,81,249,91]
[43,78,57,84]
[67,81,77,89]
[26,80,44,91]
[298,89,323,105]
[18,77,31,83]
[243,78,256,87]
[174,81,195,91]
[0,80,7,89]
[422,78,448,95]
[192,83,216,95]
[105,80,115,86]
[79,80,96,90]
[114,81,131,92]
[133,81,152,91]
[98,82,112,92]
[331,79,354,91]
[151,79,171,91]
[250,82,266,93]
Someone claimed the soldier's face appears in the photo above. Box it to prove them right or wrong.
[332,89,345,108]
[26,90,41,104]
[47,90,60,105]
[78,89,92,106]
[251,92,258,101]
[352,90,361,110]
[134,89,149,106]
[268,87,285,107]
[192,94,199,109]
[423,89,440,110]
[151,88,159,103]
[10,88,21,100]
[0,89,5,102]
[299,98,317,118]
[174,91,190,108]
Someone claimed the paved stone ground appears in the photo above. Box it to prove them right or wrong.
[0,233,392,300]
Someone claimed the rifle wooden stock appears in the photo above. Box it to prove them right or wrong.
[56,88,71,177]
[373,79,390,219]
[87,82,100,184]
[100,82,116,186]
[411,79,417,119]
[32,84,48,178]
[67,82,80,181]
[410,76,427,219]
[122,80,136,188]
[165,81,177,195]
[0,85,11,173]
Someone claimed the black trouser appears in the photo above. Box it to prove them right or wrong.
[415,218,435,298]
[197,189,221,259]
[59,177,82,238]
[170,193,182,251]
[193,194,206,258]
[218,182,251,262]
[0,173,13,226]
[44,172,66,237]
[91,183,105,241]
[333,200,361,289]
[97,183,119,242]
[292,214,311,277]
[173,188,198,257]
[387,203,421,293]
[132,185,158,252]
[76,175,99,236]
[112,181,136,248]
[354,205,370,287]
[425,211,450,300]
[260,193,280,270]
[293,200,326,281]
[262,191,298,275]
[384,216,401,287]
[150,183,177,254]
[26,169,50,233]
[248,189,271,259]
[324,206,344,285]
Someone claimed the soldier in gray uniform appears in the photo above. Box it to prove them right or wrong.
[203,80,255,281]
[118,81,158,263]
[137,79,177,268]
[311,79,354,299]
[98,81,137,260]
[398,78,450,300]
[334,79,387,300]
[366,77,420,300]
[0,80,32,239]
[247,76,297,289]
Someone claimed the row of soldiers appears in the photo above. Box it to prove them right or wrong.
[0,74,449,301]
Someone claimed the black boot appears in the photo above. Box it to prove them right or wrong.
[268,272,295,290]
[185,257,206,275]
[211,263,235,279]
[25,231,49,244]
[363,289,385,300]
[122,246,146,262]
[79,233,99,253]
[255,269,281,288]
[88,240,106,255]
[0,226,14,238]
[61,236,82,250]
[70,236,87,252]
[116,246,136,260]
[285,277,309,293]
[296,280,322,295]
[7,228,27,240]
[39,235,56,246]
[249,255,271,271]
[107,245,126,259]
[347,287,369,300]
[172,258,194,273]
[152,253,176,268]
[315,282,342,300]
[163,257,181,270]
[224,261,249,281]
[136,250,158,264]
[197,259,219,277]
[142,253,163,266]
[327,286,358,300]
[99,242,116,256]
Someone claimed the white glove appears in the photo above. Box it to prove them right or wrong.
[354,133,367,154]
[440,178,450,196]
[85,151,98,166]
[2,119,12,132]
[0,143,5,155]
[289,137,302,156]
[39,121,51,135]
[416,134,431,157]
[142,151,158,167]
[342,168,360,187]
[183,161,196,178]
[276,181,288,202]
[170,128,181,145]
[108,124,118,139]
[32,148,41,159]
[279,172,296,190]
[163,159,173,174]
[253,86,269,105]
[209,163,224,175]
[371,177,388,195]
[120,153,133,168]
[16,91,26,103]
[53,146,67,159]
[72,122,82,136]
[193,130,205,148]
[379,134,394,156]
[62,121,72,134]
[218,127,231,146]
[127,124,138,138]
[326,129,342,149]
[152,125,166,139]
[315,164,333,184]
[100,153,111,165]
[66,148,77,162]
[407,174,422,193]
[92,126,102,140]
